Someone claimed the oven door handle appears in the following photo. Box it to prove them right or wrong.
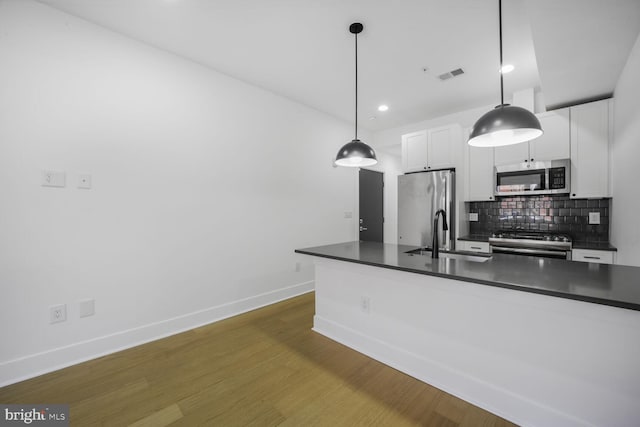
[490,246,568,257]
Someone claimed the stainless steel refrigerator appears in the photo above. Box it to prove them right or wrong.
[398,170,455,249]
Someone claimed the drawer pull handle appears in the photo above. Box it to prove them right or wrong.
[584,256,601,260]
[470,246,482,250]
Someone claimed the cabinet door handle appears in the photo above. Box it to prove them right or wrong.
[583,256,601,260]
[530,158,535,162]
[359,226,368,232]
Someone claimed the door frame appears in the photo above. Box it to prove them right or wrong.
[356,167,384,242]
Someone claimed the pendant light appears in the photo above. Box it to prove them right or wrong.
[468,0,543,148]
[335,22,378,167]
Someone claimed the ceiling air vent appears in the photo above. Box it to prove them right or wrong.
[438,68,465,81]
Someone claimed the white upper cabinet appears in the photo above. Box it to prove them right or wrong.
[570,99,611,199]
[428,125,457,170]
[493,108,571,166]
[462,127,495,201]
[402,130,429,172]
[467,144,495,201]
[530,109,571,161]
[493,141,529,166]
[401,124,459,172]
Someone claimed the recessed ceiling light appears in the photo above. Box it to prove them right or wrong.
[377,105,389,112]
[500,64,515,74]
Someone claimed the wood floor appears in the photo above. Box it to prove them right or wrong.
[0,292,517,426]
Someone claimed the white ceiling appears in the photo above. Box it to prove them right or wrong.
[527,0,640,109]
[36,0,640,132]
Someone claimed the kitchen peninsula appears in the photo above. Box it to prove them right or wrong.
[295,241,640,427]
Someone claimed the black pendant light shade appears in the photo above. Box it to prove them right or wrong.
[335,139,378,167]
[335,22,378,167]
[468,104,542,147]
[468,0,543,147]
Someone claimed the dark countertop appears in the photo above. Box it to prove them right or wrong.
[457,235,617,251]
[295,241,640,312]
[572,241,618,251]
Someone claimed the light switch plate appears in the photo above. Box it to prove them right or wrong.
[469,213,479,222]
[42,170,66,187]
[79,299,95,318]
[589,212,601,225]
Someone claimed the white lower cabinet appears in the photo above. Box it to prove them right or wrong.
[458,240,490,253]
[572,249,615,264]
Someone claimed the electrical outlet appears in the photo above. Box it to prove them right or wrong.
[50,304,67,324]
[469,213,479,222]
[78,174,92,190]
[589,212,601,225]
[360,296,371,314]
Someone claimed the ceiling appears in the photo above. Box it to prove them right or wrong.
[36,0,640,132]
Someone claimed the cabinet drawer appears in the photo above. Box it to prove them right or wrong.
[459,241,490,253]
[572,249,614,264]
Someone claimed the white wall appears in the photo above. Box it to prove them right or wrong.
[0,0,362,384]
[612,32,640,267]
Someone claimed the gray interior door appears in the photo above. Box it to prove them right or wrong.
[359,169,384,242]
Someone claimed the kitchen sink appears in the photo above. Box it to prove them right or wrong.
[405,248,492,263]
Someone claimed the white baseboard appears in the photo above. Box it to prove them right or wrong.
[0,281,314,387]
[313,315,590,427]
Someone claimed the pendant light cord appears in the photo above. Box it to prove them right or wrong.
[499,0,504,106]
[354,30,358,140]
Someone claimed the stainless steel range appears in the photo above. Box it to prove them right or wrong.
[488,232,572,260]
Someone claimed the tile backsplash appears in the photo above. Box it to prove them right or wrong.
[467,195,610,242]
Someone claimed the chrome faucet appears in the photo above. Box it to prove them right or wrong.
[432,209,448,258]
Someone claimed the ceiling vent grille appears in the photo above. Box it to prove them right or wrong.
[438,68,465,81]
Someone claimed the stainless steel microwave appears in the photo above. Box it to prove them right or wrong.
[495,159,570,196]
